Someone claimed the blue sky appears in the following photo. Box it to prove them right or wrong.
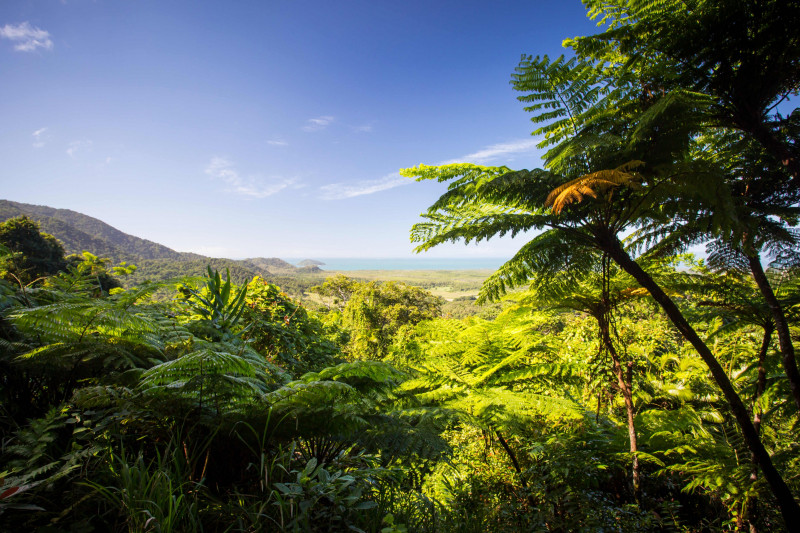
[1,1,598,259]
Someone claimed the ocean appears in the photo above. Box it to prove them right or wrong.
[283,257,507,271]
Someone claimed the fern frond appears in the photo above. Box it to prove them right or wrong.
[300,360,406,386]
[546,161,644,214]
[478,229,598,303]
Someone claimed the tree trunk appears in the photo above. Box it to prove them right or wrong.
[495,429,537,507]
[753,324,771,437]
[495,429,526,488]
[604,239,800,528]
[747,324,772,533]
[598,313,640,499]
[747,255,800,413]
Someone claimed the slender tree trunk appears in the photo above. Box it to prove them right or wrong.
[495,429,537,507]
[495,429,526,488]
[604,239,800,528]
[753,324,771,436]
[747,255,800,413]
[747,324,772,533]
[598,313,640,499]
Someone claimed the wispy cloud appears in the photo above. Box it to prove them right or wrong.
[319,139,538,200]
[267,139,288,146]
[318,138,540,201]
[302,115,334,132]
[0,22,53,52]
[320,172,409,200]
[66,139,92,158]
[441,138,540,165]
[352,123,373,133]
[205,157,298,198]
[32,127,48,148]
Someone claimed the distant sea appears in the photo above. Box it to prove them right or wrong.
[284,257,507,271]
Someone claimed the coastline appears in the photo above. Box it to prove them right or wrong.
[283,257,508,271]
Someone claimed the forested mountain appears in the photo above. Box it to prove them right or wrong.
[241,256,297,272]
[0,200,304,282]
[0,200,191,262]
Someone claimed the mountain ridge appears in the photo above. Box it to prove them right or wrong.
[0,199,304,283]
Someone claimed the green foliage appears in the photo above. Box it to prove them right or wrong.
[66,251,134,296]
[572,0,800,148]
[338,278,443,360]
[4,276,166,420]
[441,296,508,320]
[178,266,249,336]
[138,342,279,417]
[272,456,378,532]
[0,262,440,530]
[87,444,203,533]
[4,3,800,527]
[0,215,67,284]
[404,0,800,526]
[2,250,798,531]
[310,274,362,310]
[244,277,339,373]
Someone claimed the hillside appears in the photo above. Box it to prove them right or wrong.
[0,199,193,262]
[241,257,297,272]
[0,200,491,300]
[298,259,325,267]
[0,199,303,284]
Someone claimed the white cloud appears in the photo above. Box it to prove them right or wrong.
[441,138,540,165]
[0,22,53,52]
[32,127,48,148]
[267,139,288,146]
[317,138,540,201]
[205,157,298,198]
[352,123,373,133]
[66,139,92,158]
[320,172,409,200]
[302,115,334,132]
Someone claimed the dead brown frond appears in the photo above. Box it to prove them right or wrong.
[546,160,644,214]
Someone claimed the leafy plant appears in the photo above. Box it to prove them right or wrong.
[87,444,203,533]
[179,267,249,336]
[272,456,378,532]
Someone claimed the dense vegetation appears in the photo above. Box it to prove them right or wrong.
[400,0,800,528]
[2,223,799,531]
[2,1,799,531]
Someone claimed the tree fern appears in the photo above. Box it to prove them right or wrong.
[546,160,644,214]
[259,361,449,463]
